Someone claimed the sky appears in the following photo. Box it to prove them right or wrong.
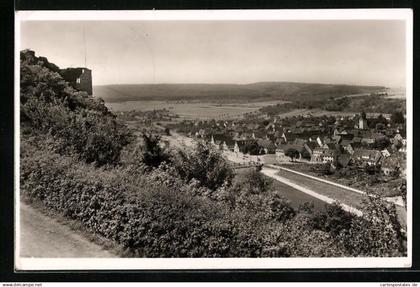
[20,20,406,87]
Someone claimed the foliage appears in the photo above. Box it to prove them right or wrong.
[20,50,131,166]
[373,136,391,150]
[368,114,388,129]
[171,141,235,190]
[21,137,406,257]
[233,169,273,195]
[285,148,300,161]
[259,94,404,116]
[324,97,350,111]
[301,149,311,160]
[309,203,355,236]
[20,138,344,258]
[337,195,406,257]
[140,134,170,168]
[319,163,334,175]
[241,140,263,155]
[391,111,405,125]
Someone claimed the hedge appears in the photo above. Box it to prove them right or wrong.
[21,136,353,257]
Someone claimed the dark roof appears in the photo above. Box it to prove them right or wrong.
[257,139,276,150]
[338,154,351,167]
[212,133,234,146]
[304,141,318,151]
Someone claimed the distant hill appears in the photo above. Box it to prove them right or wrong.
[94,82,386,103]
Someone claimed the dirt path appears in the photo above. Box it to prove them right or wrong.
[19,202,117,258]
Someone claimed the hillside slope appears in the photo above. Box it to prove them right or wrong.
[94,82,385,103]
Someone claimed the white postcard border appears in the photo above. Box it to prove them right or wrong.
[14,9,413,270]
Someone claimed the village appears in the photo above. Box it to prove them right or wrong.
[167,109,407,197]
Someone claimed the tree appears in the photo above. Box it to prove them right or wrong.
[301,149,311,160]
[310,202,355,236]
[141,134,170,168]
[164,127,171,136]
[338,195,405,257]
[242,141,262,155]
[234,168,272,195]
[375,123,385,131]
[391,111,405,125]
[361,111,367,120]
[285,148,300,162]
[373,136,391,150]
[172,142,234,190]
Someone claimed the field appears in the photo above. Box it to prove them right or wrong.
[94,82,385,103]
[106,100,288,120]
[97,81,393,120]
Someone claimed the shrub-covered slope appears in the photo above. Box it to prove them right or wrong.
[20,50,131,166]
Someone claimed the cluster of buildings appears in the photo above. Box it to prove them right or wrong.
[176,113,407,177]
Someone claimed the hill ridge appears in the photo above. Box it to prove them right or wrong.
[94,82,386,103]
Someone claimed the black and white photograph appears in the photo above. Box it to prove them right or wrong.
[14,9,412,270]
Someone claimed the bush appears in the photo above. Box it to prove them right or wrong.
[285,148,300,162]
[309,203,355,236]
[337,195,405,257]
[139,134,170,169]
[171,141,234,191]
[21,138,353,258]
[21,136,407,258]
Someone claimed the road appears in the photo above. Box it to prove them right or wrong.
[19,202,116,258]
[262,166,363,216]
[262,166,407,226]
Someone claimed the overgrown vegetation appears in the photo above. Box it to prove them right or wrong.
[20,50,406,257]
[20,50,131,166]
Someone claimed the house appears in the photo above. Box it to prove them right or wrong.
[394,133,403,142]
[282,132,299,143]
[234,141,244,154]
[316,136,323,147]
[358,117,368,129]
[343,143,355,155]
[293,138,307,147]
[381,149,391,158]
[275,145,289,162]
[304,142,318,156]
[352,149,382,166]
[337,154,352,168]
[332,135,342,144]
[322,150,338,164]
[311,147,329,162]
[257,139,276,154]
[221,139,236,152]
